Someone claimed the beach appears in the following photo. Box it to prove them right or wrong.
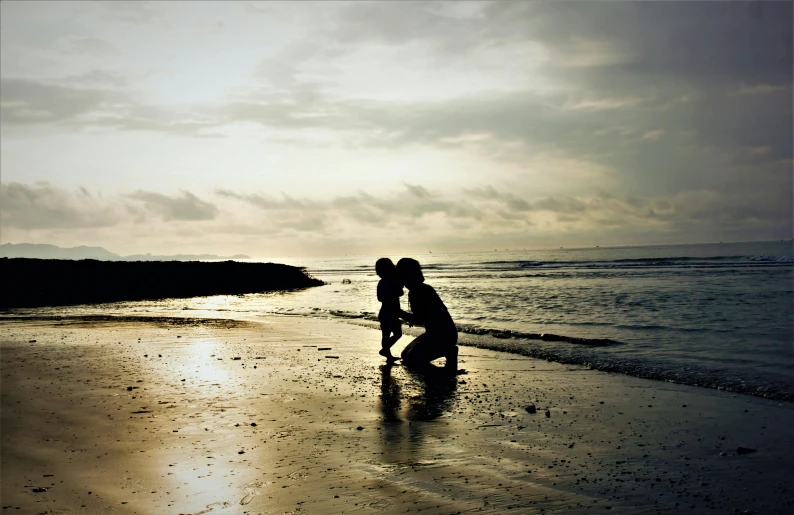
[29,241,792,402]
[2,315,792,515]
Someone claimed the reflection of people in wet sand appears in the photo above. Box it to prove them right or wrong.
[378,364,458,461]
[379,364,458,423]
[395,258,459,371]
[404,367,458,421]
[379,364,402,424]
[375,258,403,362]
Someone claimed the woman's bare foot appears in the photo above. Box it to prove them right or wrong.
[444,345,459,369]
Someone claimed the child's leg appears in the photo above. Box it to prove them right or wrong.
[387,325,402,347]
[379,327,394,358]
[380,328,391,350]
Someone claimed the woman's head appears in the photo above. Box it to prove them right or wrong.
[395,257,424,289]
[375,257,395,279]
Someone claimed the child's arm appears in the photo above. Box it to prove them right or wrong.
[398,308,415,325]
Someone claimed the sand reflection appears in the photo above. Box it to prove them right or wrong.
[184,338,231,385]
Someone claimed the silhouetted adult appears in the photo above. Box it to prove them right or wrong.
[396,258,458,370]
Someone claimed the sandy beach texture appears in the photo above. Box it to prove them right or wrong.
[2,316,792,515]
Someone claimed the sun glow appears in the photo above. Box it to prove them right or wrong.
[185,337,230,386]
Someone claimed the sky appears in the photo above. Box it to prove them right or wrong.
[1,1,791,257]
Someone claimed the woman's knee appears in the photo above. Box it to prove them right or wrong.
[400,338,418,359]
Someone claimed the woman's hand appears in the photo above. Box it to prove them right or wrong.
[399,309,416,327]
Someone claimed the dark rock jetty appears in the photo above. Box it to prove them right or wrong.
[0,258,323,308]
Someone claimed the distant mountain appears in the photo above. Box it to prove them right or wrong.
[0,243,121,260]
[122,253,251,261]
[0,243,250,261]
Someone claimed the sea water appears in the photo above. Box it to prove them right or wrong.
[9,241,793,400]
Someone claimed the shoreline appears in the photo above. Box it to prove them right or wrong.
[4,312,793,403]
[351,319,794,402]
[2,315,793,514]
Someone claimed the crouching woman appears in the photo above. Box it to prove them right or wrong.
[395,258,458,370]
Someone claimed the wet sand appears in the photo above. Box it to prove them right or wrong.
[2,316,792,514]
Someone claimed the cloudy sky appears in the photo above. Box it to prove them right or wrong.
[1,1,791,257]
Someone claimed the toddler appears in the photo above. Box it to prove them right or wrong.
[375,257,403,361]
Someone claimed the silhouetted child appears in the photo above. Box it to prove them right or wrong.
[376,257,403,361]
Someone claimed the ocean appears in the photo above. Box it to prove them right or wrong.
[7,240,793,400]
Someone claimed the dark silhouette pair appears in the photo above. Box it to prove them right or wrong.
[376,257,458,371]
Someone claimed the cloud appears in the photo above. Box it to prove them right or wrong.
[207,183,792,256]
[64,70,129,88]
[216,184,485,232]
[203,80,788,194]
[331,184,484,223]
[477,2,792,88]
[67,37,120,56]
[2,181,790,254]
[215,189,329,232]
[404,183,431,198]
[463,186,531,212]
[1,2,790,253]
[97,1,162,24]
[127,191,219,221]
[330,2,480,51]
[0,77,222,137]
[214,190,323,211]
[0,181,119,229]
[734,83,790,96]
[323,2,791,91]
[0,183,222,231]
[315,2,792,165]
[642,129,665,141]
[459,185,790,233]
[216,182,791,237]
[4,0,789,174]
[530,196,587,214]
[0,78,120,124]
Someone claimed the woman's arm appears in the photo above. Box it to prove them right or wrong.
[402,289,429,327]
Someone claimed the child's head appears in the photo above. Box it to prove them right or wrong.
[395,257,424,289]
[375,257,395,279]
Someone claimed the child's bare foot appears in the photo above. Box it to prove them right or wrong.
[379,349,398,362]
